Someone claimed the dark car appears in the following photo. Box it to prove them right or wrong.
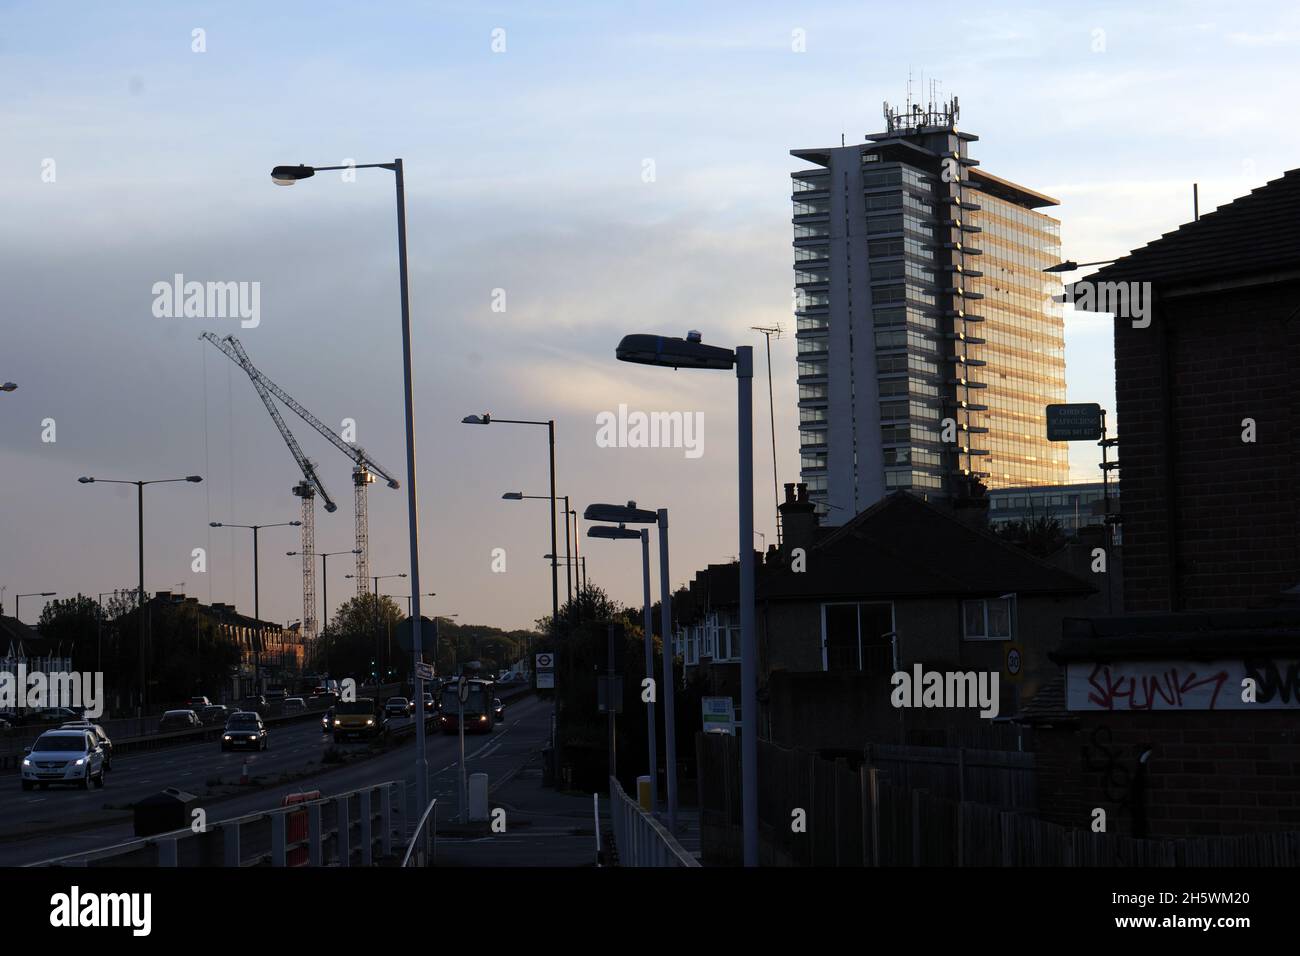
[385,697,411,719]
[159,709,201,732]
[25,708,80,726]
[185,696,211,709]
[238,695,268,716]
[221,712,268,751]
[198,704,229,726]
[60,720,114,771]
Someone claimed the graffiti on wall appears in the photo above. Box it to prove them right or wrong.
[1067,659,1300,711]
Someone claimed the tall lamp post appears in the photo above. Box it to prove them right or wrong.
[210,520,301,694]
[271,157,431,817]
[585,501,679,831]
[14,591,55,625]
[288,548,361,666]
[502,491,574,604]
[588,523,657,812]
[79,474,203,714]
[615,330,757,865]
[346,572,406,684]
[463,414,559,626]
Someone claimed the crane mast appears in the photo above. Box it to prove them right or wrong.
[201,332,337,648]
[200,332,400,606]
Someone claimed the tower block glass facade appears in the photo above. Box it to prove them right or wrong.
[791,97,1067,521]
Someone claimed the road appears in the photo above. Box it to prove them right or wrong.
[0,694,551,866]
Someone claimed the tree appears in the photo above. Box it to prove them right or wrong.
[995,514,1067,557]
[37,595,104,668]
[321,593,404,684]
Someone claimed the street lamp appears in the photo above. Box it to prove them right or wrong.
[14,591,56,624]
[615,329,758,865]
[271,156,431,815]
[79,474,202,714]
[346,572,406,685]
[503,490,575,609]
[584,500,679,831]
[288,548,361,642]
[464,414,560,625]
[210,520,301,694]
[588,522,657,812]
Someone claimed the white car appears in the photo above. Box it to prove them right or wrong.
[21,729,107,791]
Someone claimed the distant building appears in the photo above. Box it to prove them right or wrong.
[791,95,1069,522]
[987,481,1118,536]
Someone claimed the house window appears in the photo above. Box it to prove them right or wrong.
[821,602,894,673]
[962,596,1015,640]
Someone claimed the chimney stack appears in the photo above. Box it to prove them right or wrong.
[779,482,820,554]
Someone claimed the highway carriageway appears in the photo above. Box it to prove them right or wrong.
[0,685,535,865]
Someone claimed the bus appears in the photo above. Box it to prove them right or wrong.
[438,679,495,735]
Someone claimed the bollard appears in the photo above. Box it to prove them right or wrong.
[468,773,489,822]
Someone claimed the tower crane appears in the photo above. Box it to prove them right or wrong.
[199,333,401,602]
[201,332,336,644]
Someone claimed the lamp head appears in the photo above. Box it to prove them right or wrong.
[271,164,315,186]
[78,476,94,484]
[461,414,491,425]
[616,333,735,370]
[186,475,203,483]
[209,522,223,528]
[502,492,523,500]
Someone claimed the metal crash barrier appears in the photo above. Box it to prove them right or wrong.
[608,776,699,867]
[26,781,403,868]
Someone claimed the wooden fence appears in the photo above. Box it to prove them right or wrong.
[696,733,1300,867]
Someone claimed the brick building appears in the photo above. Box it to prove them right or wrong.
[1029,170,1300,838]
[1085,167,1300,612]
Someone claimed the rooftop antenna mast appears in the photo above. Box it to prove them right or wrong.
[752,324,785,547]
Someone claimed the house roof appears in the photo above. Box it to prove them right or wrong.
[762,491,1094,602]
[1079,168,1300,289]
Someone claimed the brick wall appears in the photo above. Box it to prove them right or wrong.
[1034,710,1300,836]
[1115,280,1300,611]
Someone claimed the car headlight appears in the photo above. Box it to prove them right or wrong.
[22,757,31,767]
[74,757,86,765]
[333,719,341,726]
[366,718,374,726]
[223,735,232,740]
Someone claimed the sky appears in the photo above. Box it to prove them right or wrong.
[2,0,1298,633]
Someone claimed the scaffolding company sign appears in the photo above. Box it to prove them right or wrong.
[1046,403,1102,442]
[535,652,555,689]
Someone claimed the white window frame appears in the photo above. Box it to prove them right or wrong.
[961,595,1016,641]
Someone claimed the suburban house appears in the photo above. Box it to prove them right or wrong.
[676,483,1097,751]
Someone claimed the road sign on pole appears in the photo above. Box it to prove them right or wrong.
[458,675,469,704]
[702,696,736,734]
[415,660,434,682]
[535,652,555,689]
[1046,403,1102,441]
